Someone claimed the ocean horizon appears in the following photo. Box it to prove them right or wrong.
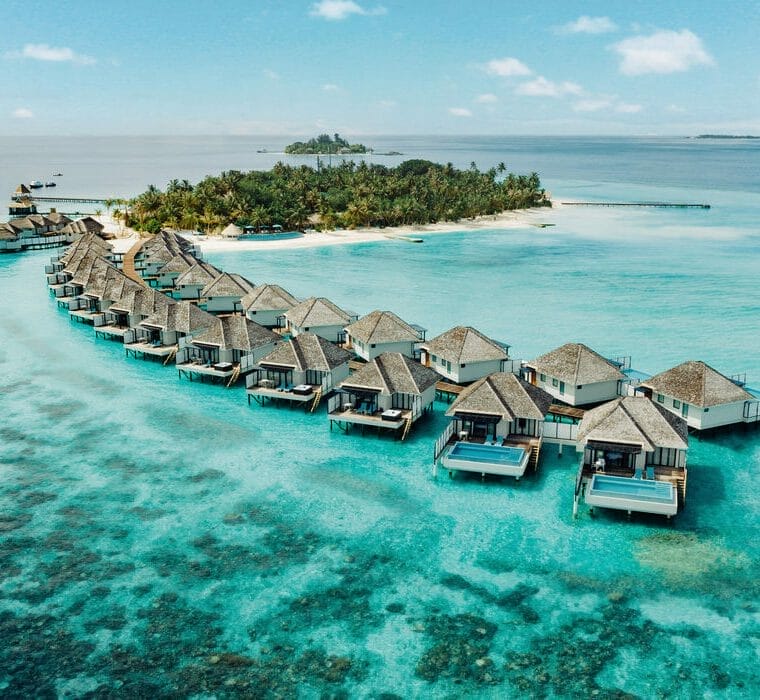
[1,136,759,697]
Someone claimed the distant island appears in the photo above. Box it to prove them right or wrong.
[124,159,551,234]
[285,133,369,155]
[695,134,759,139]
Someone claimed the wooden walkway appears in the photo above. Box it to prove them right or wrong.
[122,239,147,286]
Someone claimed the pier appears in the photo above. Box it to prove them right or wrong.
[14,195,109,204]
[561,201,710,209]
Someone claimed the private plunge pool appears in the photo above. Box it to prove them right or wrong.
[585,473,678,517]
[441,441,530,479]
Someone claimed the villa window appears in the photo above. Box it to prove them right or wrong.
[446,360,452,371]
[673,399,681,409]
[704,407,710,413]
[657,394,664,403]
[559,381,565,394]
[461,363,466,368]
[540,373,546,382]
[371,344,376,348]
[552,378,558,387]
[431,355,437,363]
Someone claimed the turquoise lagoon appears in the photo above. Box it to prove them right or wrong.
[1,139,760,697]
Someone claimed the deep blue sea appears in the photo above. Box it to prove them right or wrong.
[1,136,759,697]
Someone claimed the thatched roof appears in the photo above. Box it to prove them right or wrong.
[71,255,113,287]
[15,184,31,195]
[59,233,112,263]
[259,333,352,372]
[528,342,624,384]
[46,211,72,226]
[175,261,221,287]
[201,271,256,298]
[192,315,279,351]
[104,270,142,305]
[339,352,438,396]
[578,397,688,451]
[111,287,173,316]
[345,310,421,345]
[62,216,107,237]
[140,300,216,334]
[221,223,243,238]
[87,265,132,299]
[446,372,552,421]
[0,224,17,241]
[422,326,508,363]
[642,360,753,407]
[157,252,197,276]
[241,284,299,313]
[285,296,353,328]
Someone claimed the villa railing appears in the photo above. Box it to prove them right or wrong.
[501,358,523,375]
[541,421,578,442]
[327,392,343,414]
[744,400,760,423]
[433,422,456,463]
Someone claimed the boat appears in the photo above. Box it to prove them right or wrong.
[53,172,63,177]
[45,181,57,187]
[29,180,44,189]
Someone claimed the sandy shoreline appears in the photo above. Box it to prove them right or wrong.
[97,206,555,255]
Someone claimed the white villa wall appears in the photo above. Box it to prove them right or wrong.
[290,322,344,343]
[246,308,285,328]
[535,375,619,406]
[351,338,415,362]
[206,295,243,314]
[178,285,204,300]
[332,363,350,387]
[653,393,746,430]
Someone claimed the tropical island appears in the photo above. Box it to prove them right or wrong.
[123,159,551,234]
[285,133,369,154]
[694,134,759,139]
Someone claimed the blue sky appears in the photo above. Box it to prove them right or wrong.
[1,0,758,136]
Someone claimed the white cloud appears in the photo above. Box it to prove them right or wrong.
[322,83,340,92]
[476,93,498,103]
[18,43,95,65]
[557,16,617,34]
[612,29,714,75]
[448,107,472,117]
[484,57,532,77]
[377,99,397,108]
[666,104,686,113]
[615,102,643,113]
[516,76,582,97]
[263,69,279,80]
[573,98,612,112]
[310,1,386,20]
[12,107,34,119]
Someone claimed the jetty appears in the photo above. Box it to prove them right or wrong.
[18,195,109,204]
[561,201,710,209]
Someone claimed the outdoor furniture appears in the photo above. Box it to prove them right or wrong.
[382,409,403,421]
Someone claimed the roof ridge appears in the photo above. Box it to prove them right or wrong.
[315,335,329,369]
[292,335,308,371]
[375,355,393,393]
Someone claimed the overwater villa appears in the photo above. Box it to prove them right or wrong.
[200,272,256,315]
[1,211,77,252]
[434,372,552,480]
[420,325,512,385]
[176,315,280,386]
[92,268,146,339]
[138,230,200,280]
[153,252,198,291]
[573,396,688,519]
[127,300,215,363]
[52,250,110,306]
[524,342,625,407]
[327,352,438,439]
[284,296,358,342]
[220,223,244,239]
[241,283,299,328]
[60,216,110,239]
[344,310,425,361]
[173,261,222,300]
[65,256,116,323]
[247,332,352,410]
[640,360,760,430]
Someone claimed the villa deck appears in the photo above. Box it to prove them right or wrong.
[125,342,177,362]
[247,380,324,411]
[328,404,411,434]
[177,361,240,386]
[94,324,129,340]
[68,308,99,325]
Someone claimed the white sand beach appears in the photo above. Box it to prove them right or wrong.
[96,206,553,255]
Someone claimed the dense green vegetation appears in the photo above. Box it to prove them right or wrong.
[285,133,368,154]
[123,159,551,234]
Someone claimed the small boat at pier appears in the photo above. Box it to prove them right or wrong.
[45,181,57,187]
[29,180,44,189]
